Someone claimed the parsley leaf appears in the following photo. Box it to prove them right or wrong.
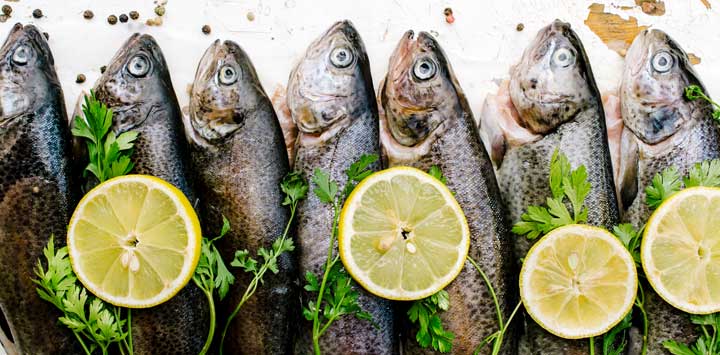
[645,166,683,209]
[72,91,138,183]
[685,159,720,188]
[602,313,632,355]
[428,165,448,185]
[512,149,590,239]
[663,313,720,355]
[341,154,378,198]
[408,290,454,353]
[612,223,642,267]
[685,85,720,123]
[33,235,131,355]
[312,169,338,204]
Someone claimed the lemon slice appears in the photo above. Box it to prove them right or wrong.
[338,166,470,301]
[642,186,720,314]
[67,175,201,308]
[520,224,637,339]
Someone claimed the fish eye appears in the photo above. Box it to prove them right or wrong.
[127,54,151,77]
[651,51,674,73]
[329,46,354,68]
[217,64,239,85]
[552,47,575,68]
[12,45,30,65]
[412,57,437,81]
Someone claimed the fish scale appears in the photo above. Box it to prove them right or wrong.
[186,39,296,354]
[378,30,515,355]
[0,23,82,354]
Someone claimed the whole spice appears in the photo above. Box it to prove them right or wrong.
[100,65,107,74]
[154,6,165,16]
[107,15,117,25]
[443,7,454,24]
[516,23,525,31]
[202,25,211,34]
[83,10,93,20]
[2,5,12,16]
[129,11,139,20]
[32,9,43,18]
[119,14,128,23]
[76,74,86,84]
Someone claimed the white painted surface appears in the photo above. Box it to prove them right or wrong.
[1,0,719,121]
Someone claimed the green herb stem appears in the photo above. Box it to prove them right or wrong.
[197,287,215,355]
[590,336,595,355]
[312,202,341,355]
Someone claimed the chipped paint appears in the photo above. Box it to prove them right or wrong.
[636,0,666,16]
[585,3,649,57]
[689,53,702,65]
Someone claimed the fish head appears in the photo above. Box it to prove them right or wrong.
[0,23,55,122]
[509,20,595,134]
[380,31,459,146]
[95,33,174,132]
[620,29,699,145]
[189,40,264,142]
[287,20,374,135]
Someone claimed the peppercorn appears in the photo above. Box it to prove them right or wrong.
[202,25,211,35]
[119,14,128,23]
[443,8,454,24]
[100,65,107,74]
[2,5,12,16]
[76,74,86,83]
[516,23,524,32]
[83,10,93,19]
[108,15,117,25]
[129,11,139,20]
[154,6,165,16]
[32,9,43,18]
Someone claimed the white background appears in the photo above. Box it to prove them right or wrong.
[1,0,719,130]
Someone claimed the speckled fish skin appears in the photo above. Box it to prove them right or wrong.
[618,29,720,355]
[288,20,398,355]
[489,21,619,354]
[378,30,515,355]
[90,34,207,355]
[186,39,295,354]
[0,23,82,355]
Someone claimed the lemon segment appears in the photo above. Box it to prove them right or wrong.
[520,224,637,339]
[67,175,201,308]
[642,186,720,314]
[338,166,470,301]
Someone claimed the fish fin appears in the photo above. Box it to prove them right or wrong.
[618,126,639,211]
[478,93,507,168]
[603,91,624,186]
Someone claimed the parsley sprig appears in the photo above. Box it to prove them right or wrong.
[646,159,720,208]
[512,150,590,239]
[71,91,138,183]
[610,223,647,355]
[303,154,377,355]
[192,216,235,355]
[34,236,132,355]
[217,172,308,354]
[685,85,720,122]
[664,314,720,355]
[407,290,454,352]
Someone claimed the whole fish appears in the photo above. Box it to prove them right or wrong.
[478,20,619,354]
[612,29,720,355]
[0,23,81,354]
[288,20,397,354]
[186,39,295,354]
[88,33,208,354]
[378,30,515,355]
